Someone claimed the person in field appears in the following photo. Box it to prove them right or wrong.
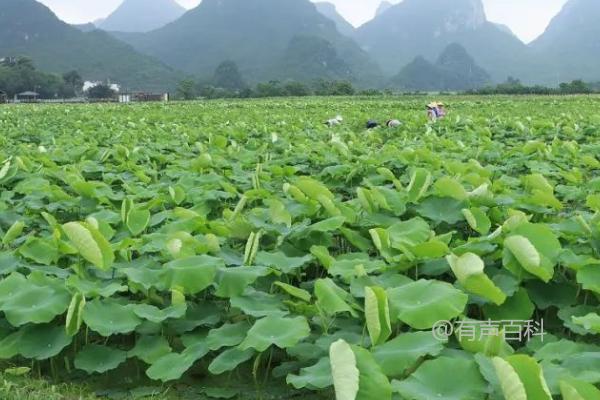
[427,103,438,121]
[436,102,447,119]
[386,119,402,128]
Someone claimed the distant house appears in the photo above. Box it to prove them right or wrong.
[0,91,7,103]
[17,91,39,102]
[133,92,169,102]
[83,81,121,93]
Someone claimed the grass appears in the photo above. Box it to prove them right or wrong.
[0,373,96,400]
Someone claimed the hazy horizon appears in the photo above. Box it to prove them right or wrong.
[38,0,568,43]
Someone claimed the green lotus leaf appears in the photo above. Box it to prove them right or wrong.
[75,345,127,374]
[558,306,598,335]
[456,318,514,357]
[164,255,222,295]
[309,216,346,232]
[561,353,600,383]
[364,286,391,346]
[286,357,332,390]
[229,289,288,317]
[572,313,600,334]
[121,266,168,291]
[208,348,255,375]
[295,177,334,201]
[0,273,27,305]
[62,221,114,270]
[353,345,392,400]
[2,220,24,246]
[18,237,59,266]
[483,288,535,321]
[65,292,85,337]
[526,280,578,310]
[130,304,186,324]
[577,265,600,295]
[315,278,358,317]
[66,275,127,298]
[560,378,600,400]
[274,282,311,302]
[462,207,492,235]
[504,223,561,282]
[128,335,172,364]
[239,316,310,352]
[387,279,468,329]
[502,355,552,400]
[0,330,22,359]
[434,176,468,200]
[329,339,359,400]
[393,357,487,400]
[372,332,445,378]
[2,284,70,327]
[205,321,250,351]
[18,324,72,360]
[146,342,209,382]
[214,266,270,298]
[127,207,151,236]
[447,253,507,305]
[534,339,600,363]
[407,168,432,203]
[416,196,467,225]
[254,251,312,274]
[387,217,430,250]
[82,299,142,336]
[492,356,527,400]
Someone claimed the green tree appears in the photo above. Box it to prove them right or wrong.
[62,70,83,94]
[213,61,245,91]
[283,81,310,96]
[176,79,197,100]
[86,84,116,99]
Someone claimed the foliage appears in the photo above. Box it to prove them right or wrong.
[0,57,74,99]
[85,83,117,99]
[0,96,599,400]
[472,77,596,95]
[176,79,197,100]
[212,61,246,91]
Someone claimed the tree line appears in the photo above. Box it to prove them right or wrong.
[468,77,599,95]
[175,61,364,99]
[0,57,83,99]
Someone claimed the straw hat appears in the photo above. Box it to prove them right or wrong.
[427,102,437,108]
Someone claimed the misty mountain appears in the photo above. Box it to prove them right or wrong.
[376,1,394,16]
[355,0,532,82]
[315,2,355,37]
[0,0,181,91]
[531,0,600,83]
[116,0,382,86]
[99,0,186,33]
[391,43,490,90]
[72,23,97,32]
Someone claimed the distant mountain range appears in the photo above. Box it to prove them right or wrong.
[0,0,599,91]
[98,0,186,33]
[113,0,382,86]
[315,2,355,37]
[354,0,532,82]
[391,43,491,91]
[0,0,181,91]
[530,0,600,83]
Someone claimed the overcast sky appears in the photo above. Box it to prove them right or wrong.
[38,0,568,43]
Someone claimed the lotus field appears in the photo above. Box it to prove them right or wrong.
[1,97,600,399]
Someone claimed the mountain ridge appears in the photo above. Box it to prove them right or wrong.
[99,0,186,33]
